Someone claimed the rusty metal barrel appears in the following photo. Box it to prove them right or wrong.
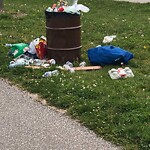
[45,11,82,64]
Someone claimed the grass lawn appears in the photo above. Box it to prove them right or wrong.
[0,0,150,149]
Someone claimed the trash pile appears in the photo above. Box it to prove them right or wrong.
[6,36,47,60]
[6,37,101,76]
[46,0,90,14]
[5,1,135,80]
[6,36,52,68]
[6,34,135,79]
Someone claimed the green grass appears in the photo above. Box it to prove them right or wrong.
[0,0,150,149]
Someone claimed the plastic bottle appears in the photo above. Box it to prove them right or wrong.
[49,59,56,65]
[42,71,52,77]
[42,70,59,77]
[51,70,59,76]
[79,61,86,67]
[63,64,75,73]
[5,44,12,47]
[9,58,29,68]
[33,59,46,66]
[63,64,71,70]
[65,61,73,68]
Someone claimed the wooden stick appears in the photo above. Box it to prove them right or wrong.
[73,66,102,71]
[25,66,43,69]
[25,65,102,71]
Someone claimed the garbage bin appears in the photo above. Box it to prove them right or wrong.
[45,11,82,64]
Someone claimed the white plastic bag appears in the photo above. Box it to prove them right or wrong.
[103,35,116,43]
[67,0,78,6]
[76,4,90,13]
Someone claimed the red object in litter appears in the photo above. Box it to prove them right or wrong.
[58,7,64,12]
[117,68,126,77]
[35,39,47,59]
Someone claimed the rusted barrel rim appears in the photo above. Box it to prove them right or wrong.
[47,46,82,51]
[45,11,80,17]
[46,25,82,30]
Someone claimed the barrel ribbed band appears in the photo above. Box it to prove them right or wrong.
[47,46,82,51]
[46,25,81,30]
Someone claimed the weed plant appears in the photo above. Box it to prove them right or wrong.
[0,0,150,149]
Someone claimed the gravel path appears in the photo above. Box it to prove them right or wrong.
[0,78,121,150]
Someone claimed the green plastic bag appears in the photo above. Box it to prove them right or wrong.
[9,43,29,58]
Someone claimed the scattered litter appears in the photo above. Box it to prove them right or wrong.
[30,59,47,66]
[6,36,51,69]
[65,61,73,68]
[48,59,56,65]
[108,67,134,79]
[63,64,75,73]
[26,36,47,59]
[42,70,59,77]
[6,36,47,60]
[15,54,32,60]
[35,36,47,59]
[9,58,30,68]
[10,57,56,69]
[6,43,29,58]
[58,61,75,73]
[103,35,116,43]
[41,63,50,68]
[56,62,101,72]
[46,0,90,14]
[76,4,90,13]
[79,61,86,67]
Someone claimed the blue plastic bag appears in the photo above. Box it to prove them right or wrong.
[87,45,134,66]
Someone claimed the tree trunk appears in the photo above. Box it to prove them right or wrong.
[0,0,4,11]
